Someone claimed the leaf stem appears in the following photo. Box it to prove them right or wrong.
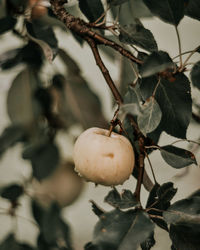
[180,45,200,71]
[145,151,157,185]
[175,25,182,68]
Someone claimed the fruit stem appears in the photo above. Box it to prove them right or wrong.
[108,125,113,137]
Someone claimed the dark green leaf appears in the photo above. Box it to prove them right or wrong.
[107,0,129,6]
[0,16,16,34]
[119,22,158,52]
[119,56,137,95]
[90,200,104,217]
[41,203,73,249]
[23,142,59,180]
[26,20,58,59]
[0,125,25,157]
[140,232,155,250]
[137,96,162,135]
[160,145,197,168]
[140,51,175,78]
[53,74,107,129]
[140,73,192,139]
[31,200,45,227]
[185,0,200,21]
[58,48,81,75]
[143,0,185,25]
[18,243,35,250]
[78,0,104,22]
[122,85,142,118]
[169,224,200,250]
[190,61,200,89]
[104,188,138,209]
[7,68,41,126]
[0,234,20,250]
[91,209,154,250]
[1,184,23,201]
[146,182,177,231]
[163,196,200,225]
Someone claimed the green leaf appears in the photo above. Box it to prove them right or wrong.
[107,0,129,6]
[143,0,185,25]
[0,234,20,250]
[140,73,192,139]
[52,74,107,129]
[140,232,155,250]
[137,96,162,135]
[58,48,81,75]
[146,182,177,231]
[190,61,200,89]
[119,22,158,52]
[0,16,16,35]
[78,0,104,23]
[160,145,197,168]
[140,51,175,78]
[41,203,73,248]
[26,20,58,59]
[104,188,138,209]
[185,0,200,21]
[1,184,24,201]
[7,68,41,126]
[0,125,25,157]
[23,142,59,180]
[91,209,154,250]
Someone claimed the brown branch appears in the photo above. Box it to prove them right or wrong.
[85,36,123,104]
[50,0,142,65]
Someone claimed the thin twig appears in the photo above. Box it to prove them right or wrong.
[85,36,123,104]
[180,45,200,71]
[50,0,142,65]
[175,25,182,68]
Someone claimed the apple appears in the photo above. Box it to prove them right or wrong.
[73,127,135,186]
[32,161,84,208]
[31,4,47,19]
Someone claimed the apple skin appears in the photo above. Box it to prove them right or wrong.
[31,4,47,19]
[32,161,84,208]
[73,127,135,186]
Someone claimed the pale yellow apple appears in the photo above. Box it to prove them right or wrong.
[32,161,84,208]
[73,127,135,186]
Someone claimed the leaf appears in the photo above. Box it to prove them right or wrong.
[0,234,20,250]
[140,51,175,78]
[119,22,158,52]
[160,145,197,169]
[7,68,41,126]
[1,184,24,201]
[91,209,154,250]
[22,142,60,180]
[185,0,200,21]
[137,96,162,135]
[78,0,104,23]
[146,182,177,231]
[52,74,107,129]
[0,42,43,70]
[41,203,73,248]
[140,232,155,250]
[140,73,192,139]
[190,61,200,89]
[0,16,16,35]
[104,188,138,209]
[26,20,58,59]
[143,0,185,25]
[58,48,81,75]
[0,125,25,157]
[107,0,129,6]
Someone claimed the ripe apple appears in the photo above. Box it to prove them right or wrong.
[32,161,84,208]
[73,127,135,186]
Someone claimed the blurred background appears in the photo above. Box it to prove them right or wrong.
[0,3,200,249]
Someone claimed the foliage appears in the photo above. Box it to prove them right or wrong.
[0,0,200,249]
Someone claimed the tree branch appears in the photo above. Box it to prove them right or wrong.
[85,36,123,104]
[50,0,142,65]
